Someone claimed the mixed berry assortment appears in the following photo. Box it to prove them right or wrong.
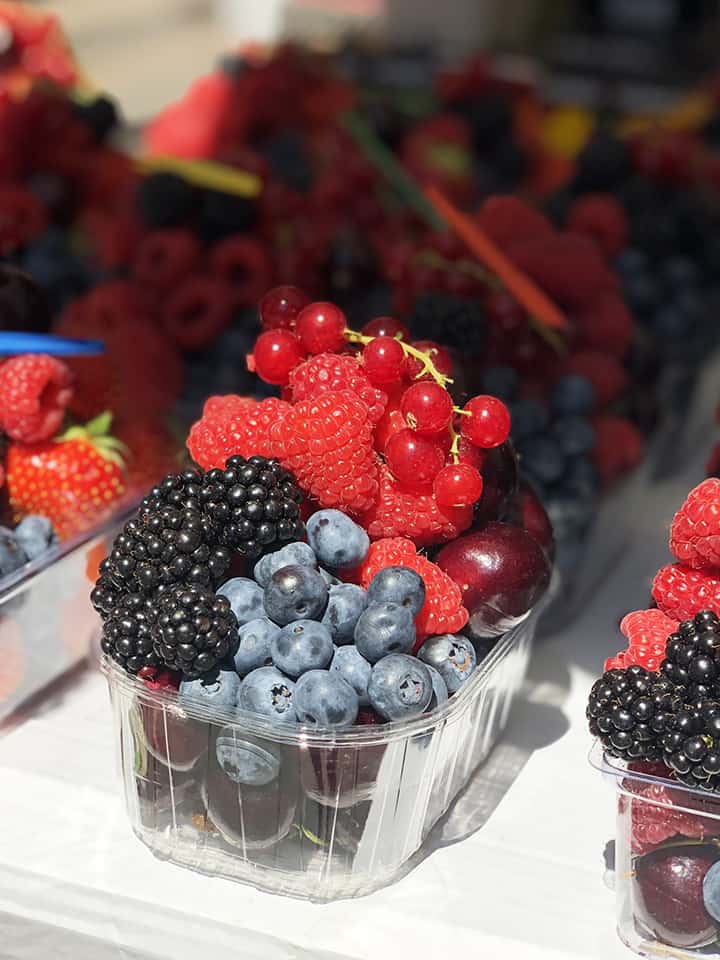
[587,479,720,952]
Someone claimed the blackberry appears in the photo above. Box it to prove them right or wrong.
[100,594,160,675]
[660,610,720,699]
[587,665,682,762]
[573,133,631,192]
[154,585,239,678]
[408,292,486,353]
[0,265,52,332]
[72,95,118,143]
[137,173,195,229]
[195,455,304,559]
[659,699,720,790]
[92,469,232,617]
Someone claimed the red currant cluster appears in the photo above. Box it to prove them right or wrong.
[251,288,511,515]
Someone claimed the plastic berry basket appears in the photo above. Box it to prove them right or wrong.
[105,606,538,902]
[0,506,136,725]
[591,744,720,958]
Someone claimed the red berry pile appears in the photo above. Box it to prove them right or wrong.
[190,288,512,548]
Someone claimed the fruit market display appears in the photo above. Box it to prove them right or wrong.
[587,478,720,953]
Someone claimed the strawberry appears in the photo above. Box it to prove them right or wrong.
[6,412,127,540]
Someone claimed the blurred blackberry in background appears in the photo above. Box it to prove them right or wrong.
[408,292,486,353]
[321,229,382,314]
[573,133,632,191]
[25,172,76,226]
[198,191,258,244]
[137,173,196,229]
[261,130,313,193]
[0,263,52,331]
[72,95,119,143]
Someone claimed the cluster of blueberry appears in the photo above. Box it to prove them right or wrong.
[179,508,478,730]
[0,514,57,581]
[482,368,599,539]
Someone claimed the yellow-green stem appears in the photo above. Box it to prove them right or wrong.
[345,328,453,389]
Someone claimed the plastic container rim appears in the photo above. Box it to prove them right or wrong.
[103,603,540,748]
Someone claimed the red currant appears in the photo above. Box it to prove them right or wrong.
[385,429,444,485]
[433,463,484,507]
[259,285,310,331]
[253,330,305,385]
[295,301,347,354]
[456,435,486,470]
[374,403,406,454]
[405,340,453,382]
[461,395,511,448]
[401,382,453,436]
[362,336,406,386]
[362,316,410,341]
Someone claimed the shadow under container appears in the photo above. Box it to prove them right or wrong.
[0,508,134,725]
[105,610,538,902]
[592,745,720,959]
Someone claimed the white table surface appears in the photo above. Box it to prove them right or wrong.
[0,460,706,960]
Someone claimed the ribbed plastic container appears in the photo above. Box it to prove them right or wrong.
[0,509,133,725]
[106,609,537,902]
[592,745,720,958]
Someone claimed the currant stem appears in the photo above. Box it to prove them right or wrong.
[345,328,453,389]
[449,426,461,464]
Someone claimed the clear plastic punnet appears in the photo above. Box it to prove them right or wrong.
[0,508,134,724]
[592,744,720,958]
[106,609,537,902]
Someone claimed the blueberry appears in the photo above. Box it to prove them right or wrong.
[368,654,432,721]
[563,456,600,497]
[217,577,265,625]
[13,515,57,560]
[519,435,566,484]
[622,272,660,317]
[271,620,334,678]
[509,399,549,440]
[615,247,648,278]
[653,304,692,341]
[662,254,701,290]
[179,667,241,710]
[233,617,279,677]
[263,564,328,625]
[552,416,595,457]
[330,645,372,705]
[318,567,341,587]
[238,666,296,722]
[214,727,282,787]
[704,860,720,922]
[306,509,370,569]
[480,365,519,402]
[0,527,26,576]
[253,541,317,588]
[366,566,425,616]
[424,663,449,709]
[551,375,596,416]
[321,583,368,643]
[417,634,477,694]
[354,602,416,663]
[294,669,359,727]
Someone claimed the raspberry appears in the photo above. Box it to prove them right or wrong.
[505,231,617,311]
[209,236,272,309]
[566,194,629,259]
[604,609,680,673]
[476,195,555,248]
[0,354,74,443]
[652,563,720,622]
[670,479,720,571]
[358,537,469,638]
[132,229,201,292]
[187,395,290,470]
[288,353,387,424]
[162,276,234,351]
[591,415,644,486]
[564,351,628,406]
[623,771,711,855]
[360,463,473,546]
[575,294,633,359]
[270,390,378,514]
